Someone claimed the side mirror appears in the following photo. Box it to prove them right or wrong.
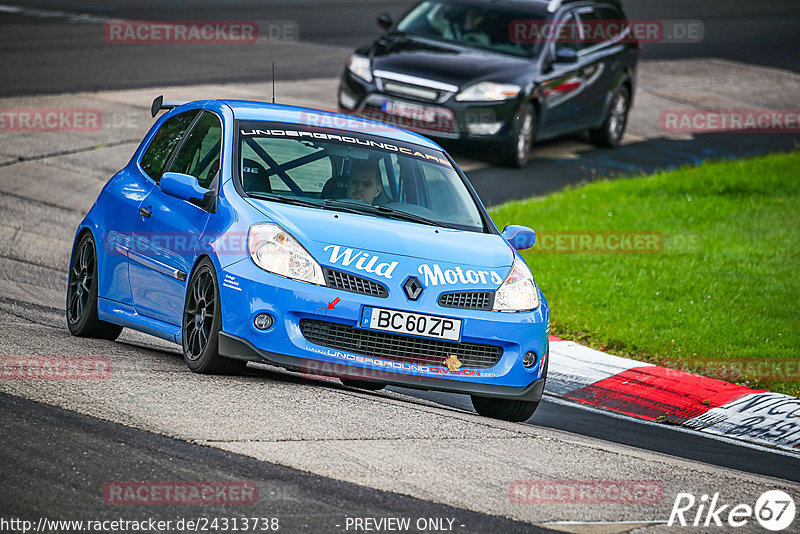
[160,172,209,203]
[502,225,536,250]
[554,47,578,64]
[377,12,394,30]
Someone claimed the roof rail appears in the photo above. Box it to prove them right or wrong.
[150,95,188,118]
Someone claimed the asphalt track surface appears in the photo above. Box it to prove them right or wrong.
[0,393,553,533]
[1,0,800,530]
[0,0,798,97]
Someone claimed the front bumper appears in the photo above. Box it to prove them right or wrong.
[217,258,549,401]
[339,70,520,144]
[219,332,546,401]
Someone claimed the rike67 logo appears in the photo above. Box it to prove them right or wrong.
[669,490,795,531]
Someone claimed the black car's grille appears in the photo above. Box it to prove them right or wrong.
[381,80,442,102]
[438,291,494,310]
[300,319,502,369]
[324,268,388,298]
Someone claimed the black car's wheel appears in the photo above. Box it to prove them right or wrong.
[66,233,123,340]
[182,258,246,375]
[471,396,539,422]
[340,379,385,391]
[499,104,535,168]
[590,84,630,147]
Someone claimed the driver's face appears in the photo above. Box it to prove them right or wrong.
[347,171,381,203]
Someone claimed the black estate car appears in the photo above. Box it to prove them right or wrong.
[338,0,639,166]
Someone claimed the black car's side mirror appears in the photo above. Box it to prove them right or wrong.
[377,12,394,31]
[554,47,579,64]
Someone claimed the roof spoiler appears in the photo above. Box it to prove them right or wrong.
[150,95,188,118]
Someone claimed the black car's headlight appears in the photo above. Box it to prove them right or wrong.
[456,82,521,102]
[248,223,325,285]
[347,54,373,83]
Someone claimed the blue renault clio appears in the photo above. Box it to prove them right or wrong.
[66,97,549,421]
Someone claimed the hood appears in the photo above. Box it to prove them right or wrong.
[246,199,515,286]
[371,34,530,88]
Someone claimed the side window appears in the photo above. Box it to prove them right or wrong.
[593,6,625,42]
[140,110,198,183]
[553,11,581,55]
[167,111,223,190]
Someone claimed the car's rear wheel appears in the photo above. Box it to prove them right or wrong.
[66,233,123,340]
[182,258,246,375]
[499,104,535,168]
[590,84,630,147]
[471,396,539,422]
[340,379,386,391]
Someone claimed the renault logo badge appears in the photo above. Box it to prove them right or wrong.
[403,276,423,301]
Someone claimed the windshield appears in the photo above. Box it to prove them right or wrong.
[396,0,543,57]
[237,121,486,232]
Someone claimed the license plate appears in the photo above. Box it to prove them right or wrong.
[360,306,462,341]
[381,99,437,122]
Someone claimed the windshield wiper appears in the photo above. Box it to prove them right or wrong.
[248,193,364,215]
[323,199,450,228]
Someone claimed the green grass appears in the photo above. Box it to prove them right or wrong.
[490,152,800,396]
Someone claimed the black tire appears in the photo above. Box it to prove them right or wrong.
[471,396,539,422]
[66,233,123,340]
[340,379,385,391]
[590,84,631,148]
[499,104,535,168]
[182,258,246,375]
[471,349,548,423]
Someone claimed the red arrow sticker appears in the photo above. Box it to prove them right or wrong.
[327,297,341,310]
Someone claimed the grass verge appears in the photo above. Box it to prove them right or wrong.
[490,152,800,396]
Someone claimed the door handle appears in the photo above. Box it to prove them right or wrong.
[139,207,152,218]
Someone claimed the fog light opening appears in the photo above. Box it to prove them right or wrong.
[254,313,274,330]
[522,351,537,368]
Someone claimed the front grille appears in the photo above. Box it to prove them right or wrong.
[381,80,441,102]
[324,268,388,298]
[438,291,494,310]
[300,319,502,369]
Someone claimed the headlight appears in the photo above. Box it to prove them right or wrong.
[455,82,520,102]
[493,257,539,312]
[248,223,325,285]
[347,54,373,83]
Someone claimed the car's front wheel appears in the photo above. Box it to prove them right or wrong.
[590,84,630,147]
[499,104,535,168]
[182,258,246,375]
[471,396,539,422]
[66,233,123,340]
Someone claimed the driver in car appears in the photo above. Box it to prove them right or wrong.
[346,159,383,204]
